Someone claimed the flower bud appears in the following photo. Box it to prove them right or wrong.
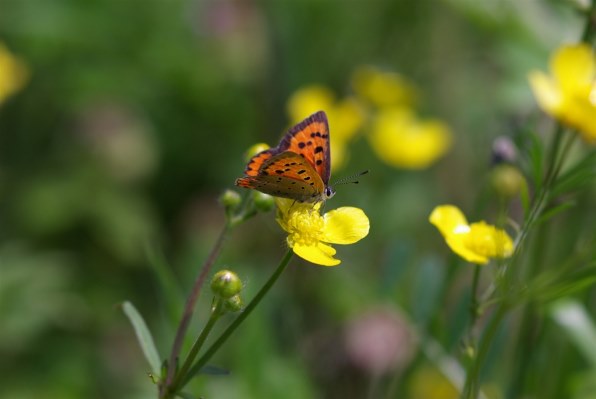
[252,191,275,212]
[491,136,517,164]
[490,164,525,199]
[220,189,242,210]
[210,270,243,299]
[463,343,476,361]
[244,143,270,162]
[223,294,243,313]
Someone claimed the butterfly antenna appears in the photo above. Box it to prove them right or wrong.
[332,170,370,186]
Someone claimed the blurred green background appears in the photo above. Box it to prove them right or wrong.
[1,0,594,398]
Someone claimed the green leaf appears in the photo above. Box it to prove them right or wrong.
[536,275,596,303]
[515,263,596,305]
[535,200,576,226]
[198,364,230,376]
[145,243,184,326]
[176,392,196,399]
[122,301,161,375]
[550,299,596,367]
[551,151,596,198]
[519,177,530,216]
[528,132,544,191]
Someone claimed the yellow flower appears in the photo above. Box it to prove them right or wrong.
[275,198,369,266]
[352,66,417,108]
[0,43,28,105]
[408,366,459,399]
[287,85,335,123]
[286,85,365,171]
[369,107,452,169]
[244,142,270,161]
[429,205,514,265]
[529,44,596,143]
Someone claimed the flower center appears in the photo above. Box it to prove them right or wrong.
[280,206,324,247]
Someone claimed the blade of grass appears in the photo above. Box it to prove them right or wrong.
[550,299,596,367]
[122,301,161,375]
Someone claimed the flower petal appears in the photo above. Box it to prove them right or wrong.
[551,44,595,94]
[370,107,451,169]
[444,234,490,265]
[0,43,29,104]
[293,242,340,266]
[323,207,370,244]
[352,66,417,107]
[275,198,321,215]
[287,85,335,124]
[528,71,562,115]
[467,221,514,259]
[430,205,514,265]
[429,205,470,238]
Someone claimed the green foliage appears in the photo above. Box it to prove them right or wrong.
[122,301,162,376]
[1,0,595,398]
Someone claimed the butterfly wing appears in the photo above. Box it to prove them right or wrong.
[277,111,331,184]
[236,152,325,202]
[243,149,276,177]
[241,111,331,181]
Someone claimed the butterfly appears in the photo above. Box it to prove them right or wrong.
[235,111,335,203]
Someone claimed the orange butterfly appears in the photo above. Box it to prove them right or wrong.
[235,111,335,203]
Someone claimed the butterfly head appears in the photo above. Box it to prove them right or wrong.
[323,186,336,201]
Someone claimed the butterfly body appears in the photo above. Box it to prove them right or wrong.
[235,111,334,203]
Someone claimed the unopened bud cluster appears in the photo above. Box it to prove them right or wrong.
[220,189,242,211]
[210,270,244,314]
[490,164,525,199]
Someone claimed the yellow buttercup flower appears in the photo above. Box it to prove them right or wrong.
[529,44,596,143]
[287,85,335,123]
[429,205,514,265]
[287,85,365,171]
[352,66,417,108]
[275,198,369,266]
[0,43,28,105]
[244,142,270,161]
[369,107,452,169]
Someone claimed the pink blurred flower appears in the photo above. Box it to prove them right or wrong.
[344,308,417,375]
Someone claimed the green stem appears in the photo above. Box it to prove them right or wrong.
[160,225,229,398]
[179,249,294,387]
[469,265,481,326]
[461,304,508,399]
[511,123,565,264]
[467,265,483,342]
[168,303,223,395]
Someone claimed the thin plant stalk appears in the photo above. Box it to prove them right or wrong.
[160,225,230,397]
[179,249,294,387]
[460,118,574,398]
[461,304,508,399]
[168,303,223,396]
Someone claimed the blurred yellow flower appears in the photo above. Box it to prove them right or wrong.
[287,85,365,170]
[275,198,369,266]
[408,366,459,399]
[369,107,451,169]
[0,43,28,105]
[244,142,270,161]
[287,85,335,122]
[529,44,596,143]
[352,66,417,108]
[429,205,514,265]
